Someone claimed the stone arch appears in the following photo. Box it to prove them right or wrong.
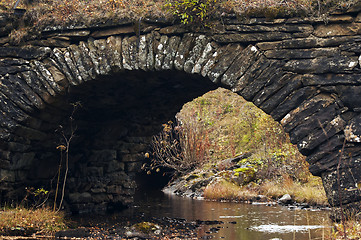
[0,29,360,214]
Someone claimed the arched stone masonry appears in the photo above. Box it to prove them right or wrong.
[0,11,360,215]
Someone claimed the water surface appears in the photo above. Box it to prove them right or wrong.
[75,190,331,239]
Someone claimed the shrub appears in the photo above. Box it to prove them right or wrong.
[146,119,212,175]
[165,0,219,26]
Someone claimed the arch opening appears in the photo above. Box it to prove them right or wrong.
[3,70,217,213]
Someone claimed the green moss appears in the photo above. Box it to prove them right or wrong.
[234,167,255,175]
[133,222,159,234]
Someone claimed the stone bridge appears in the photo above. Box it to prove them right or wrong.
[0,9,360,215]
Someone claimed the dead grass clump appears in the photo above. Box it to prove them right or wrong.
[259,176,328,206]
[204,178,257,201]
[0,207,67,236]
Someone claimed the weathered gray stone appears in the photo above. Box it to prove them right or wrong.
[174,34,195,71]
[242,61,284,101]
[137,35,148,71]
[63,50,83,85]
[192,42,218,74]
[221,45,260,87]
[337,85,361,111]
[87,38,107,75]
[236,59,283,101]
[0,76,34,112]
[93,39,113,74]
[145,33,155,71]
[207,44,242,83]
[29,38,71,48]
[129,36,141,70]
[30,61,57,96]
[162,36,181,70]
[314,23,361,37]
[212,32,292,43]
[0,169,15,182]
[0,59,31,75]
[0,46,51,60]
[288,104,336,145]
[107,36,123,72]
[52,48,79,86]
[159,25,188,34]
[297,114,344,155]
[281,94,336,132]
[69,192,92,203]
[184,35,208,73]
[321,162,361,206]
[11,152,35,170]
[226,24,313,33]
[302,74,361,86]
[271,86,317,121]
[122,36,132,70]
[32,60,62,93]
[155,35,168,71]
[68,45,92,82]
[45,30,90,38]
[232,56,274,99]
[20,71,53,104]
[284,56,359,74]
[256,36,360,50]
[77,41,97,79]
[259,75,302,114]
[264,47,340,59]
[344,113,361,142]
[91,26,134,38]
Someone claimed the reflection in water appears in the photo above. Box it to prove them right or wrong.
[74,190,330,240]
[122,190,331,240]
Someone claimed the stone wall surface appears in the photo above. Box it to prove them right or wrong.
[0,10,360,215]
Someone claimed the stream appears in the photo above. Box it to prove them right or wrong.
[72,189,331,240]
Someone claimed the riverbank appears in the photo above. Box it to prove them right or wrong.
[163,156,329,208]
[0,207,67,238]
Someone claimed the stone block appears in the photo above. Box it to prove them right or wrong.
[154,35,169,71]
[184,35,208,73]
[0,46,51,60]
[0,169,15,182]
[69,192,92,203]
[212,32,291,43]
[207,44,242,83]
[91,26,134,38]
[106,160,125,173]
[270,86,317,121]
[174,34,195,71]
[107,185,123,194]
[284,56,358,74]
[259,75,302,114]
[221,45,260,88]
[125,161,142,172]
[314,23,361,37]
[11,152,35,170]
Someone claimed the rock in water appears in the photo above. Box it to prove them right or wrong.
[278,194,292,205]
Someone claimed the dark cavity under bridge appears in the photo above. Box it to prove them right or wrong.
[0,10,360,216]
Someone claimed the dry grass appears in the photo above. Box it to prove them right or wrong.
[204,178,258,201]
[258,176,329,206]
[203,176,328,206]
[0,207,67,236]
[1,0,360,31]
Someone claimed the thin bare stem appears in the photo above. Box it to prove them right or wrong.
[337,138,347,240]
